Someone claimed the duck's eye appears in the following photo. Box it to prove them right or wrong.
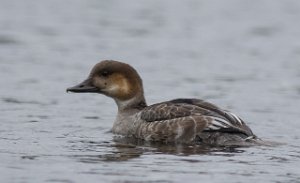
[100,71,110,77]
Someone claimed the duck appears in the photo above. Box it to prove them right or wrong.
[67,60,260,146]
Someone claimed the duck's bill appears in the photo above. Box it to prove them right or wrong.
[66,78,99,93]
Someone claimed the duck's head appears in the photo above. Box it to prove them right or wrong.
[67,60,146,110]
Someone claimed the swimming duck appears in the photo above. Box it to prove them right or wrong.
[67,60,259,146]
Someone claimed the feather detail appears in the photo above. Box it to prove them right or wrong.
[139,98,254,139]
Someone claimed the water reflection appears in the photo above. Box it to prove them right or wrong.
[70,136,246,163]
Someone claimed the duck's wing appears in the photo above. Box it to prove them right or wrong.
[169,98,255,137]
[140,99,254,137]
[139,102,211,142]
[140,102,206,122]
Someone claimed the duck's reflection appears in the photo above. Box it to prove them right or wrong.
[71,136,245,163]
[115,136,245,155]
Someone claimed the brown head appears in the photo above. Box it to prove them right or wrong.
[67,60,147,110]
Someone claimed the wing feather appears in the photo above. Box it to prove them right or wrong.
[140,98,254,137]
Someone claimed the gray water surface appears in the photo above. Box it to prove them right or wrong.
[1,0,300,182]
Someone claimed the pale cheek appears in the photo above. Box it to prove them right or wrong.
[108,80,131,99]
[105,84,119,94]
[120,79,130,94]
[93,77,105,89]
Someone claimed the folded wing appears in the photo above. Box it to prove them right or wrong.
[140,98,254,137]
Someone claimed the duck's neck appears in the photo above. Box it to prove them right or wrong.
[115,94,147,112]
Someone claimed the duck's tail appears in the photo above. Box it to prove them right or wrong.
[244,136,284,147]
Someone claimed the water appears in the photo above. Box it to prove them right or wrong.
[1,0,300,182]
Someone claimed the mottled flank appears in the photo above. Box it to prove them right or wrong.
[68,60,260,146]
[137,99,255,145]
